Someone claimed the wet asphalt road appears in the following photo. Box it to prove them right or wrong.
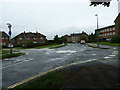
[2,43,118,88]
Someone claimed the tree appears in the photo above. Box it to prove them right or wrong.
[111,36,120,43]
[90,2,110,7]
[21,41,33,48]
[89,0,113,7]
[54,35,63,44]
[80,36,87,42]
[88,33,97,42]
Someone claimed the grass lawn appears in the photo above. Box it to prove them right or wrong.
[0,49,25,59]
[92,42,120,46]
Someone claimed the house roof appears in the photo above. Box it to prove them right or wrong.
[12,32,46,39]
[0,31,9,38]
[63,31,88,37]
[114,13,120,22]
[71,31,88,36]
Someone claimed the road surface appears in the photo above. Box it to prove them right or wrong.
[2,43,118,88]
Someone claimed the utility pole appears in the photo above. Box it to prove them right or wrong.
[95,14,99,47]
[6,23,12,54]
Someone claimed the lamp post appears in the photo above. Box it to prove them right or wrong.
[95,14,99,47]
[6,23,12,54]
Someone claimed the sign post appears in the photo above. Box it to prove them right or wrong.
[95,14,99,47]
[6,23,12,54]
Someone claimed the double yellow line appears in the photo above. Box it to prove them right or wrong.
[6,59,97,89]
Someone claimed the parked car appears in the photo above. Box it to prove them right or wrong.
[80,40,86,44]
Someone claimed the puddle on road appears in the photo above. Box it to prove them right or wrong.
[56,50,77,54]
[49,58,62,61]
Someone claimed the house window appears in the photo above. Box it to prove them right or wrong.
[109,28,111,31]
[113,32,115,35]
[26,38,30,40]
[2,37,4,39]
[41,37,43,39]
[33,41,37,43]
[113,27,115,31]
[2,42,6,45]
[19,38,22,40]
[104,33,106,36]
[34,38,36,40]
[110,32,113,35]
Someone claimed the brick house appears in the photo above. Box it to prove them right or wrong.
[12,31,47,46]
[95,25,116,41]
[0,31,9,46]
[63,31,89,43]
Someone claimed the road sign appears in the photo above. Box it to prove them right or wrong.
[8,31,12,36]
[8,43,13,48]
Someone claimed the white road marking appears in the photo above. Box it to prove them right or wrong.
[49,58,62,61]
[112,51,118,55]
[67,54,71,56]
[92,54,96,56]
[113,48,117,49]
[56,50,77,54]
[108,55,116,57]
[104,57,112,59]
[25,52,29,55]
[1,58,34,69]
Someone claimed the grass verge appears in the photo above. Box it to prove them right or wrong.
[12,63,119,89]
[92,42,120,46]
[87,44,109,49]
[15,44,61,49]
[13,72,64,89]
[1,52,25,59]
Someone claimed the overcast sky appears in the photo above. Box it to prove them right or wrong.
[0,0,118,39]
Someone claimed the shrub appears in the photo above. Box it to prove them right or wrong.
[111,36,120,43]
[21,41,33,48]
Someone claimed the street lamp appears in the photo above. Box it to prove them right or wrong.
[95,14,99,47]
[6,23,12,54]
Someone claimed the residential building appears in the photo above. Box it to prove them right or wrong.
[0,31,9,46]
[95,25,116,41]
[114,13,120,37]
[63,31,88,43]
[12,31,47,46]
